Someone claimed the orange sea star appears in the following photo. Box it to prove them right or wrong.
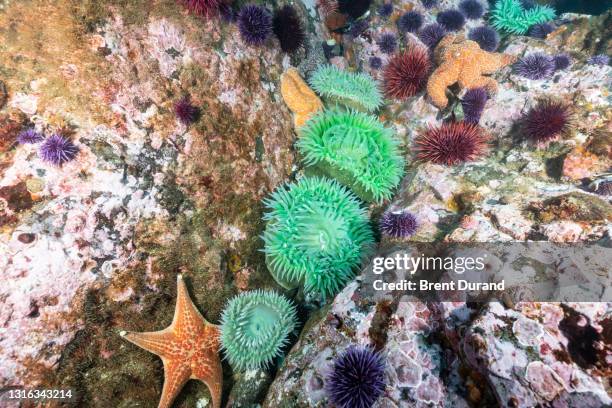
[426,34,516,109]
[120,275,223,408]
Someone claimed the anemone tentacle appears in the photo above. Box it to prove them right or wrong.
[309,65,383,112]
[220,290,297,371]
[263,177,374,298]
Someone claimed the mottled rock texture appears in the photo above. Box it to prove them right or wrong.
[1,0,611,407]
[1,0,297,405]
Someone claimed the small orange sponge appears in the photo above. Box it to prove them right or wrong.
[280,68,324,128]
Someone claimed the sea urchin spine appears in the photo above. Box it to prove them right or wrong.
[39,134,79,166]
[461,87,488,124]
[379,210,418,238]
[377,32,397,55]
[514,53,555,80]
[238,4,273,46]
[468,26,499,52]
[418,23,447,50]
[383,47,431,100]
[397,11,423,33]
[414,121,488,165]
[523,99,573,145]
[174,97,200,125]
[17,128,44,144]
[553,54,570,71]
[273,5,305,53]
[436,9,466,31]
[178,0,220,17]
[327,346,386,408]
[459,0,485,20]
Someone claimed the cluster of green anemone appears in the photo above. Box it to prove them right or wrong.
[490,0,555,34]
[222,65,404,372]
[261,65,404,300]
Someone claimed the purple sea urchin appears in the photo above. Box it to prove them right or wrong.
[553,54,571,71]
[369,56,383,70]
[238,4,273,46]
[436,9,465,31]
[461,88,488,124]
[593,180,612,196]
[338,0,371,19]
[422,0,438,8]
[414,122,489,165]
[174,97,200,125]
[178,0,220,17]
[380,210,418,238]
[377,3,393,18]
[39,134,79,166]
[219,2,235,22]
[350,19,370,38]
[418,23,447,49]
[273,5,305,53]
[17,128,44,144]
[459,0,485,19]
[397,11,423,33]
[468,26,499,52]
[514,53,555,80]
[587,54,609,66]
[528,22,554,39]
[327,346,386,408]
[377,32,397,54]
[523,99,573,144]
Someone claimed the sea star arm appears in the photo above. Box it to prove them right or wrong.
[458,73,499,95]
[173,275,210,338]
[427,61,461,108]
[121,329,181,359]
[437,34,457,51]
[157,358,192,408]
[480,52,517,74]
[192,351,223,408]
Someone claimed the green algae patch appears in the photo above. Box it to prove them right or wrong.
[0,0,114,125]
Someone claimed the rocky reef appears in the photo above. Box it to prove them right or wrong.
[0,0,610,407]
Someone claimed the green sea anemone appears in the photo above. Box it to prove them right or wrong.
[308,65,383,112]
[220,290,297,371]
[490,0,555,34]
[263,177,374,298]
[298,109,404,203]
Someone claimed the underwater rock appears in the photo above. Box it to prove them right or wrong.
[0,80,7,109]
[460,303,612,407]
[1,0,611,407]
[0,1,295,405]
